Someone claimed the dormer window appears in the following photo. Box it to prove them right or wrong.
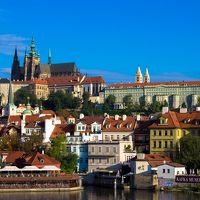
[159,117,168,125]
[116,124,121,128]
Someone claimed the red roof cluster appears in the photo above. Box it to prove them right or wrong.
[149,111,200,129]
[103,116,136,132]
[5,151,60,168]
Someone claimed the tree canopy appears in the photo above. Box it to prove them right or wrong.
[47,135,78,173]
[43,91,81,112]
[179,134,200,174]
[14,89,38,106]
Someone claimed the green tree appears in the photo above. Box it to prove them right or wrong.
[197,96,200,106]
[179,134,200,174]
[47,135,78,173]
[163,100,168,107]
[47,134,66,161]
[123,95,133,108]
[14,89,38,106]
[61,153,78,173]
[0,134,21,151]
[181,102,187,108]
[22,132,44,153]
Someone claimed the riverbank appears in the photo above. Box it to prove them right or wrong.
[0,186,83,193]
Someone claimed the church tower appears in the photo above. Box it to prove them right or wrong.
[11,48,21,81]
[135,65,143,83]
[144,67,150,83]
[24,35,40,80]
[48,48,52,65]
[4,81,17,116]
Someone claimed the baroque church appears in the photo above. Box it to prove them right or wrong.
[11,36,80,81]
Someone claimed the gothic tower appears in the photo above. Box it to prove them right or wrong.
[48,48,52,65]
[135,65,143,83]
[144,67,150,83]
[4,81,17,116]
[24,35,40,80]
[11,48,21,81]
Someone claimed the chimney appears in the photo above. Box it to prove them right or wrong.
[180,108,187,113]
[136,114,140,121]
[122,115,127,121]
[162,107,169,114]
[137,153,145,160]
[196,107,200,112]
[114,115,119,120]
[79,113,84,119]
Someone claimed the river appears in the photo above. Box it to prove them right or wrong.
[0,186,199,200]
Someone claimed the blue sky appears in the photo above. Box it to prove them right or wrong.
[0,0,200,84]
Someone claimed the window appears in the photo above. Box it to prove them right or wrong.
[167,169,170,173]
[99,147,101,152]
[80,147,84,152]
[92,147,94,152]
[79,158,83,163]
[99,158,101,163]
[107,158,109,163]
[165,141,168,148]
[117,135,120,140]
[111,135,114,140]
[163,169,165,173]
[73,147,76,152]
[154,141,156,148]
[154,130,156,136]
[159,141,162,148]
[170,141,173,148]
[159,131,162,136]
[106,147,109,153]
[170,130,173,136]
[165,130,168,136]
[177,171,179,175]
[113,147,117,153]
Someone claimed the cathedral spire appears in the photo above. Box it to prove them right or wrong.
[11,48,21,81]
[144,67,150,83]
[48,48,52,64]
[135,65,143,83]
[30,34,36,56]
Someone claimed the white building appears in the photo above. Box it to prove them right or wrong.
[157,163,186,179]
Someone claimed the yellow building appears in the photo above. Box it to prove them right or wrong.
[149,108,200,159]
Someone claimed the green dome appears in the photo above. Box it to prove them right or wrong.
[22,109,33,115]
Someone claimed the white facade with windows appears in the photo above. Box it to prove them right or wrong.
[157,163,186,179]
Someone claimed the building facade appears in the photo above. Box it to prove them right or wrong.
[105,67,200,109]
[149,108,200,158]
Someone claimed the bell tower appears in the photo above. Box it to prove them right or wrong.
[144,67,150,83]
[135,65,143,83]
[24,35,40,80]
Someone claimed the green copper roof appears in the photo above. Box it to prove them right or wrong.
[22,109,33,115]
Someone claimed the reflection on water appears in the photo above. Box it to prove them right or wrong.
[0,186,199,200]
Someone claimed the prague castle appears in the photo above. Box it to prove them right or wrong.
[11,36,80,81]
[105,65,200,109]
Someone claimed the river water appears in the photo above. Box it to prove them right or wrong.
[0,186,199,200]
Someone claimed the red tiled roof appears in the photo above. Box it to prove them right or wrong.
[50,124,67,139]
[26,152,60,168]
[46,76,84,86]
[103,116,136,132]
[78,116,104,125]
[5,151,25,164]
[107,81,200,89]
[133,154,172,167]
[40,110,55,115]
[149,111,200,129]
[158,162,185,168]
[82,76,105,84]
